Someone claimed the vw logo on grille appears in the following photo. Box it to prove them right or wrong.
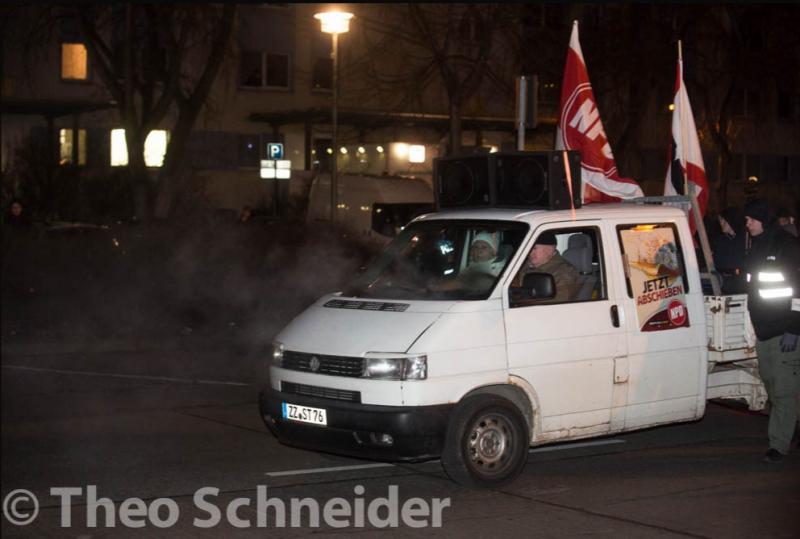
[308,356,321,372]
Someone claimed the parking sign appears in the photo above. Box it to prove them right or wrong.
[267,143,284,160]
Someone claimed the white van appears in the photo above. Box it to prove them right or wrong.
[260,203,763,487]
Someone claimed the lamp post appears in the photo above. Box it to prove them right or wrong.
[314,10,353,222]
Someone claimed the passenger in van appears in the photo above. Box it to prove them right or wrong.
[427,231,502,293]
[518,231,580,303]
[468,231,498,265]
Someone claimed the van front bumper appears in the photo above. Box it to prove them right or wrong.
[259,387,454,462]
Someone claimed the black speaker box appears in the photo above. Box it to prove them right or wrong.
[433,150,582,211]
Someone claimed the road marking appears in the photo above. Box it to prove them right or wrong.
[266,463,396,477]
[1,364,250,386]
[530,439,625,453]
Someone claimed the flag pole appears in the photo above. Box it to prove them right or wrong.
[678,40,689,197]
[678,40,717,291]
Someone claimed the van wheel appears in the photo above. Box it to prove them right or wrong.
[442,395,529,488]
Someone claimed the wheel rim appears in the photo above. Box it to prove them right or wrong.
[465,411,515,477]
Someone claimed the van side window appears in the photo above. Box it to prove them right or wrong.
[510,227,606,307]
[616,223,690,299]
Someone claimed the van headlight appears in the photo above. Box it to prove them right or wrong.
[270,341,285,366]
[363,354,427,380]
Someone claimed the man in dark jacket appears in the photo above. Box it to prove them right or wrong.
[743,198,800,463]
[518,230,580,303]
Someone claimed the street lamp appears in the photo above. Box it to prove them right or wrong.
[314,10,353,222]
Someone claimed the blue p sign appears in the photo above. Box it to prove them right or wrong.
[267,143,284,160]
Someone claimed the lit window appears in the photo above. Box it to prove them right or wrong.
[409,145,426,163]
[110,129,169,167]
[110,129,127,167]
[392,143,409,158]
[59,128,87,165]
[144,130,168,167]
[61,43,88,80]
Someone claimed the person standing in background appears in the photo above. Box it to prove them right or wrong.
[743,198,800,463]
[712,207,748,294]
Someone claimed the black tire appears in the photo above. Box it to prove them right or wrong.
[441,395,529,488]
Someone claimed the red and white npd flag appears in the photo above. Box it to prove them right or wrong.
[664,48,709,230]
[556,21,643,204]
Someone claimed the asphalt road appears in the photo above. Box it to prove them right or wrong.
[2,341,798,538]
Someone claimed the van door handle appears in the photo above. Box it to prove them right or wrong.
[610,305,620,327]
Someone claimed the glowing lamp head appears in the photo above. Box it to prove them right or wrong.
[314,11,353,34]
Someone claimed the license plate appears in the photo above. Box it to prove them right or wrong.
[282,402,327,426]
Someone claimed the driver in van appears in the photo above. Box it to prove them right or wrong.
[516,230,580,303]
[428,231,502,293]
[468,231,498,266]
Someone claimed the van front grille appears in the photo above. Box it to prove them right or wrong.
[282,382,361,403]
[281,351,365,377]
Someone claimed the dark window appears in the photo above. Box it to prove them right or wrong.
[312,57,332,91]
[240,51,263,87]
[266,53,289,88]
[239,51,290,89]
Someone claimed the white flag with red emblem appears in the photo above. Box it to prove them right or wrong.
[664,43,709,232]
[556,21,643,203]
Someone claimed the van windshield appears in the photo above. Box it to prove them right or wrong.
[344,220,529,301]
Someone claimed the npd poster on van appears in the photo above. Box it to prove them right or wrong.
[619,226,690,332]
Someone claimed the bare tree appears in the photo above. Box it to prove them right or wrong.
[356,4,518,155]
[76,4,236,220]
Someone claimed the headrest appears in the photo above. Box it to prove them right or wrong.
[563,233,593,274]
[567,233,591,250]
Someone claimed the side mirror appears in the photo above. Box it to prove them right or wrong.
[510,272,555,305]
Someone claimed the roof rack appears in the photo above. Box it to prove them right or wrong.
[622,195,692,205]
